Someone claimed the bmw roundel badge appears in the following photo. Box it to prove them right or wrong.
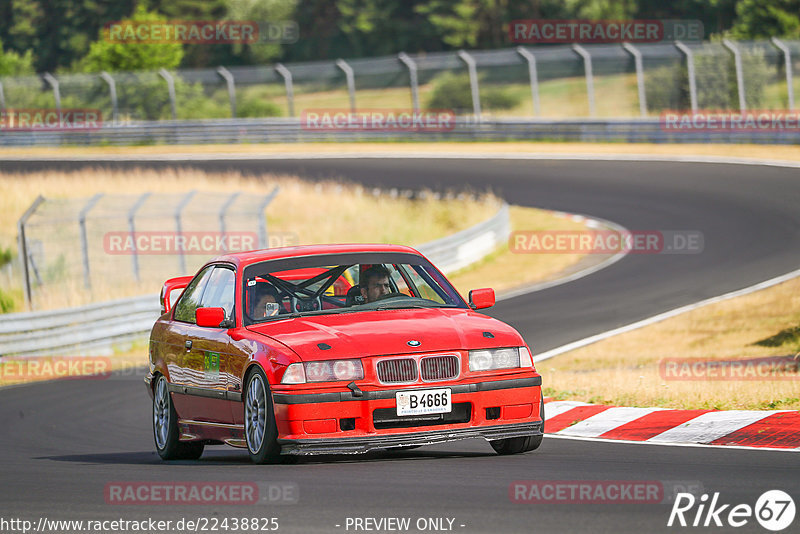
[407,340,421,347]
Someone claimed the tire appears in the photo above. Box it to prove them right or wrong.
[244,367,282,464]
[490,391,545,455]
[152,375,204,460]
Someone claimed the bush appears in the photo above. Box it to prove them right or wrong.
[426,72,521,113]
[236,97,282,118]
[645,48,772,111]
[0,288,14,313]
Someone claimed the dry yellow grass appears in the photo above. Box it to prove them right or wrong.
[0,167,501,310]
[0,167,594,311]
[448,206,591,297]
[543,277,800,411]
[2,142,800,163]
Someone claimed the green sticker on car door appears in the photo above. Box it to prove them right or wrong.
[204,351,220,379]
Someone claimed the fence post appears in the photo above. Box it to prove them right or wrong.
[216,66,237,118]
[336,59,356,113]
[257,186,280,249]
[398,52,420,112]
[457,50,482,121]
[722,39,746,111]
[571,44,595,117]
[622,42,647,117]
[128,192,151,283]
[158,68,177,120]
[771,37,795,110]
[675,41,698,113]
[99,71,118,125]
[274,63,295,117]
[218,192,241,252]
[17,195,45,310]
[174,190,196,274]
[43,73,61,122]
[79,194,104,290]
[516,47,541,117]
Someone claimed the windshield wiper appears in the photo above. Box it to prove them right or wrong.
[375,303,439,311]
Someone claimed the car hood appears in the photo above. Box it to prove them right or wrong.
[246,307,525,361]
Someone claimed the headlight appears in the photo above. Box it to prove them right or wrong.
[469,347,521,371]
[281,360,364,384]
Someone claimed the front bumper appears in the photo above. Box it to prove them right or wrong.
[274,376,542,455]
[279,420,542,455]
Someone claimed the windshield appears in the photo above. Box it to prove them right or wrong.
[242,252,467,325]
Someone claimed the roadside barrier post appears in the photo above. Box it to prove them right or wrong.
[42,73,61,123]
[219,192,242,252]
[457,50,482,122]
[216,66,237,118]
[99,72,118,125]
[571,44,596,117]
[174,190,196,274]
[771,38,795,110]
[622,42,648,117]
[675,41,698,113]
[723,39,747,111]
[128,193,151,283]
[158,69,177,120]
[274,63,295,117]
[258,186,280,249]
[398,52,420,113]
[516,47,541,117]
[336,59,356,113]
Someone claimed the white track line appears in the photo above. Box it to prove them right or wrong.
[544,433,800,453]
[6,152,800,170]
[533,266,800,363]
[646,410,786,445]
[544,401,592,419]
[556,407,666,438]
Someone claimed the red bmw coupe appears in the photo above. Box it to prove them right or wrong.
[146,244,544,463]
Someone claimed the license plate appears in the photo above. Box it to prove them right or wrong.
[396,388,452,416]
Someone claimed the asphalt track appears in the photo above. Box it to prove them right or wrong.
[1,157,799,533]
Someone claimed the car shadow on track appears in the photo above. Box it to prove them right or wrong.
[37,447,493,466]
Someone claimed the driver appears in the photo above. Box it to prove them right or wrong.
[250,282,282,319]
[360,265,392,303]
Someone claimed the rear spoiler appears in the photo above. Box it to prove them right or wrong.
[160,276,193,314]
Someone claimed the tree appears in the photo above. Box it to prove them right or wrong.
[0,38,35,76]
[730,0,800,39]
[77,5,183,73]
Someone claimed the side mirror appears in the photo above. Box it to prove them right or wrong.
[469,288,495,310]
[196,307,227,328]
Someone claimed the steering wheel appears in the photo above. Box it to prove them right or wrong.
[375,292,412,301]
[289,295,322,314]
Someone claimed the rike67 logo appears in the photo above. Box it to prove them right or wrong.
[668,490,795,531]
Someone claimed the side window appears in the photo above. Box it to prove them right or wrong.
[200,267,236,320]
[173,266,215,324]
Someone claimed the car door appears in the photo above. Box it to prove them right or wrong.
[171,264,236,423]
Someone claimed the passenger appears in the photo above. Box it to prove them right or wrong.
[360,265,393,303]
[251,283,282,318]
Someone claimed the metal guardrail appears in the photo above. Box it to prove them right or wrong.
[0,203,511,357]
[1,118,797,146]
